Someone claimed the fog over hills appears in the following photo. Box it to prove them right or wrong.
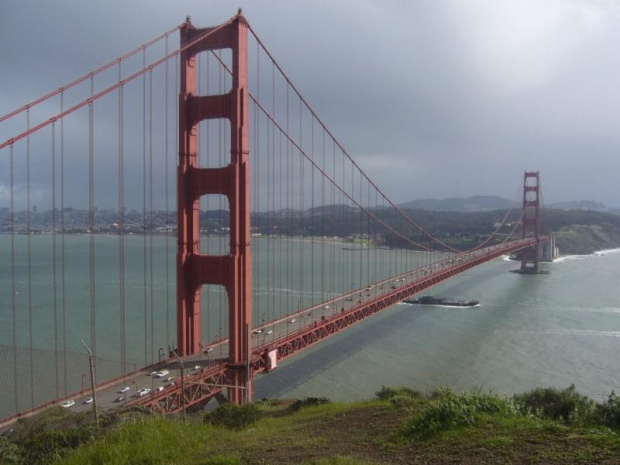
[400,196,619,215]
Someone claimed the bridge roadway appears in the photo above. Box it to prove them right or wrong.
[0,239,538,424]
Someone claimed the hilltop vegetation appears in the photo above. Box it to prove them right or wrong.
[4,386,620,464]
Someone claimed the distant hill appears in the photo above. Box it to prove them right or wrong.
[548,200,608,211]
[399,195,514,212]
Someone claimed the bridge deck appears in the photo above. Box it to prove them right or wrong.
[0,239,538,425]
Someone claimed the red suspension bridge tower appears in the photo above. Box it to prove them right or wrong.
[177,11,252,404]
[520,171,541,273]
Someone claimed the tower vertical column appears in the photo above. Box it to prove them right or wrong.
[177,18,201,357]
[520,171,540,273]
[177,11,252,403]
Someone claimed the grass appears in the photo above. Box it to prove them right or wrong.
[5,389,620,464]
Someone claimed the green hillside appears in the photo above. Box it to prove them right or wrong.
[4,386,620,464]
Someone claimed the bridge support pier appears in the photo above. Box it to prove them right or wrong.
[177,12,253,404]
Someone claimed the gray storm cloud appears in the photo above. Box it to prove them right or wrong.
[1,0,619,208]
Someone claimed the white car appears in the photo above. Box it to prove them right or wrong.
[156,386,164,392]
[265,330,273,335]
[154,370,169,378]
[149,371,158,376]
[117,386,130,393]
[288,318,296,324]
[83,397,93,404]
[60,400,75,408]
[253,329,262,334]
[115,396,125,402]
[205,347,214,353]
[193,365,201,370]
[136,388,151,397]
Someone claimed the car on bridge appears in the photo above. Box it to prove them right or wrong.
[136,388,151,397]
[60,400,75,409]
[154,370,169,378]
[117,386,130,393]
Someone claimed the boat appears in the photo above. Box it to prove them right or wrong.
[404,295,479,307]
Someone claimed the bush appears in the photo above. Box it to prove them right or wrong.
[597,390,620,428]
[389,395,419,411]
[0,436,22,464]
[289,397,331,412]
[20,427,95,465]
[204,403,263,430]
[514,385,596,424]
[376,386,422,400]
[403,388,516,437]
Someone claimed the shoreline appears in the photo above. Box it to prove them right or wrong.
[554,247,620,262]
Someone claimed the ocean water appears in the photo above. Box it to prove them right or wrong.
[1,234,619,417]
[255,249,620,403]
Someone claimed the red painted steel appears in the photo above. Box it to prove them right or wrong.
[520,172,541,273]
[177,11,252,404]
[130,362,229,414]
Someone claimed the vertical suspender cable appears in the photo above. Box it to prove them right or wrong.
[164,34,170,349]
[10,145,18,413]
[310,118,314,307]
[118,63,126,377]
[299,98,303,311]
[142,49,148,364]
[52,122,59,400]
[278,130,283,321]
[174,51,179,349]
[60,91,67,395]
[358,171,363,289]
[286,85,290,330]
[367,180,371,286]
[89,75,97,371]
[270,62,275,331]
[149,69,154,364]
[255,40,260,329]
[331,140,336,309]
[321,130,325,312]
[26,109,34,408]
[265,62,272,328]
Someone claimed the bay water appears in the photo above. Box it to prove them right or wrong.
[1,234,619,418]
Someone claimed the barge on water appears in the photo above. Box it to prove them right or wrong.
[404,295,480,307]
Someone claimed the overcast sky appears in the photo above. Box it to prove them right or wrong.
[2,0,620,208]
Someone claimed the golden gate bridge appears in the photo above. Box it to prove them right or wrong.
[0,10,550,423]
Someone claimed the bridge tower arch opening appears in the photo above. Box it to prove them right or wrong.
[177,11,252,404]
[520,171,541,273]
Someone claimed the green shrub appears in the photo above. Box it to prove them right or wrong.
[290,397,331,412]
[597,390,620,428]
[203,403,263,430]
[403,388,516,437]
[0,436,23,464]
[389,395,418,411]
[20,427,95,465]
[376,386,422,400]
[514,385,596,424]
